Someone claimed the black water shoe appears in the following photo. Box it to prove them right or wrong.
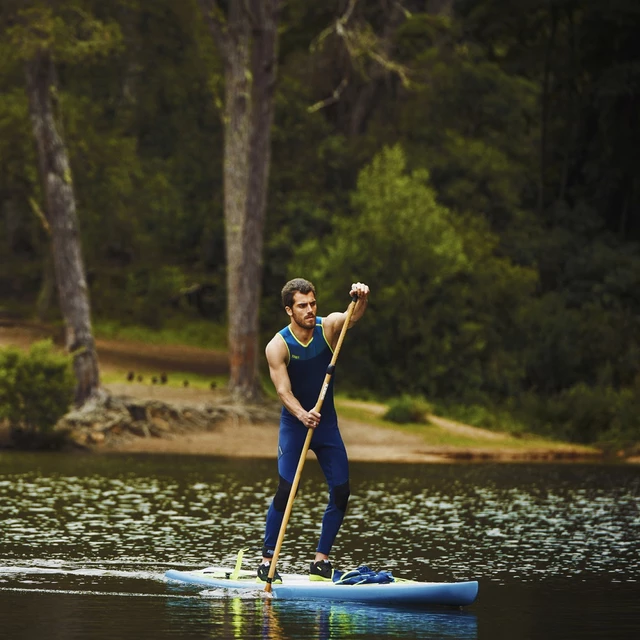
[256,562,282,584]
[309,559,334,582]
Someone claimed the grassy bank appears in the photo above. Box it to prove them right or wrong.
[335,398,602,457]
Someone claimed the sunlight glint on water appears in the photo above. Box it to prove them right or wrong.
[0,457,637,583]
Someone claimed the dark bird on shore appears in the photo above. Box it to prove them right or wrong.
[160,372,167,384]
[127,371,135,381]
[183,380,189,387]
[151,376,158,384]
[210,381,217,390]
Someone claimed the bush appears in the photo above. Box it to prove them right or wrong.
[519,384,640,450]
[0,340,74,442]
[383,395,432,424]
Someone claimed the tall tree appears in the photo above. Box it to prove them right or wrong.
[198,0,280,401]
[25,50,100,405]
[6,2,120,405]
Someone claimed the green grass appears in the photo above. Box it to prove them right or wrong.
[431,400,529,437]
[101,368,229,390]
[334,397,599,452]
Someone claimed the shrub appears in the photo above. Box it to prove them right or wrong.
[519,384,640,450]
[383,395,432,424]
[0,340,74,441]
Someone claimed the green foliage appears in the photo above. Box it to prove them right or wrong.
[0,340,74,436]
[262,72,354,331]
[291,144,463,392]
[0,0,639,447]
[5,3,122,65]
[291,145,536,400]
[433,398,528,437]
[128,266,184,325]
[383,395,432,424]
[520,221,640,393]
[519,384,640,451]
[382,16,540,228]
[0,88,36,201]
[91,265,187,328]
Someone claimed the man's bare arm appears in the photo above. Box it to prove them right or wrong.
[323,282,370,347]
[265,336,321,429]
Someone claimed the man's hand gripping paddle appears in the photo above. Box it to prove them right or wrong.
[264,295,358,593]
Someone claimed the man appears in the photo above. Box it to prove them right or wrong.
[258,278,370,583]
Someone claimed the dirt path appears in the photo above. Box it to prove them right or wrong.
[100,383,441,462]
[104,413,443,463]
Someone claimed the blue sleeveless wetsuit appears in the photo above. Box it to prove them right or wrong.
[262,318,350,558]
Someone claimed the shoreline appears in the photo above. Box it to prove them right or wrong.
[0,410,611,463]
[100,426,609,463]
[0,326,632,463]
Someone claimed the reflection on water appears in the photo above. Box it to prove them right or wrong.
[264,599,477,640]
[0,565,476,639]
[164,595,477,640]
[0,453,638,639]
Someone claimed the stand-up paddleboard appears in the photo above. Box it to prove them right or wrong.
[165,566,478,607]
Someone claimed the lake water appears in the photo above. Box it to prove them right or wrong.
[0,453,638,639]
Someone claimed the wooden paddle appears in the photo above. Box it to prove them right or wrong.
[264,295,358,592]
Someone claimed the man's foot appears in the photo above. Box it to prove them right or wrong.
[256,562,282,584]
[309,559,334,582]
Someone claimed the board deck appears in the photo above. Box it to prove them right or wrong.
[165,566,479,607]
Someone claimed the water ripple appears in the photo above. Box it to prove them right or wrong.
[0,458,637,587]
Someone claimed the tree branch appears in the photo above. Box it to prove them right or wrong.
[308,76,349,113]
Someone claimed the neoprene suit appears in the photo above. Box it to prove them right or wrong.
[262,317,350,558]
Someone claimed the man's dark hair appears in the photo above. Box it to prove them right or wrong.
[281,278,316,309]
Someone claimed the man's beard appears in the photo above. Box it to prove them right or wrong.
[293,314,315,329]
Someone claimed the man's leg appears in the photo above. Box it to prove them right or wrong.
[261,424,306,562]
[262,475,292,561]
[311,428,350,572]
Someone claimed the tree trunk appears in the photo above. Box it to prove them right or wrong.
[25,49,101,406]
[200,0,280,402]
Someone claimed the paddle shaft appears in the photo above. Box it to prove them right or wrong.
[265,297,358,592]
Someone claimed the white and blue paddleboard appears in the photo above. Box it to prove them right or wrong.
[165,566,478,607]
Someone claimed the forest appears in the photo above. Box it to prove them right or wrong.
[1,0,639,451]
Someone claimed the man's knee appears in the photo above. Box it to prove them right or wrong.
[273,476,293,511]
[333,481,350,513]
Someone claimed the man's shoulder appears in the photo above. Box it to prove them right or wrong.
[274,325,291,344]
[266,331,287,354]
[320,311,343,340]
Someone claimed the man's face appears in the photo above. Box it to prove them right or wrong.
[287,291,317,329]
